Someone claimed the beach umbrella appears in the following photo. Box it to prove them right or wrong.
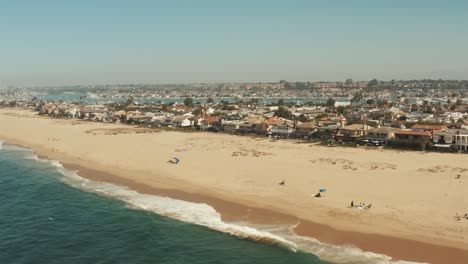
[319,188,327,192]
[173,157,180,163]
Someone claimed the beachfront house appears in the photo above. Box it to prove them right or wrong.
[173,116,192,128]
[78,108,107,121]
[454,131,468,153]
[223,121,240,134]
[238,122,255,134]
[394,130,432,144]
[293,122,318,139]
[271,124,294,138]
[366,127,400,144]
[335,124,369,142]
[312,124,340,140]
[64,107,78,118]
[199,116,219,131]
[127,114,150,125]
[411,124,448,136]
[433,129,457,146]
[252,122,270,135]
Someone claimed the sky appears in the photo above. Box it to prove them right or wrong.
[0,0,467,87]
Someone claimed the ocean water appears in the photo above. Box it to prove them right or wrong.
[0,142,420,264]
[0,143,323,264]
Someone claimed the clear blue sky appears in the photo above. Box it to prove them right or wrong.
[0,0,467,86]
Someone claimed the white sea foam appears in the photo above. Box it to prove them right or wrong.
[18,150,425,264]
[54,168,298,250]
[1,143,31,152]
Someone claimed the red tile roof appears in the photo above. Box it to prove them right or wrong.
[264,118,279,125]
[395,130,431,136]
[204,116,219,123]
[411,124,447,130]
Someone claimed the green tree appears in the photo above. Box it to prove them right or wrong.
[351,92,364,104]
[366,99,375,105]
[368,79,379,86]
[274,107,293,119]
[207,97,214,104]
[314,113,329,120]
[326,98,336,107]
[345,78,353,85]
[184,97,194,107]
[336,106,346,115]
[377,99,388,108]
[297,114,309,122]
[192,108,202,115]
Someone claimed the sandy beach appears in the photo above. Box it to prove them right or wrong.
[1,108,467,263]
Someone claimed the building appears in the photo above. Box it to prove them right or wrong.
[199,116,219,130]
[394,130,432,143]
[433,129,458,145]
[366,127,400,144]
[223,121,240,134]
[411,124,448,135]
[455,132,468,152]
[293,122,318,139]
[312,124,340,140]
[238,122,255,134]
[335,124,369,142]
[253,122,270,135]
[271,124,294,138]
[173,116,192,127]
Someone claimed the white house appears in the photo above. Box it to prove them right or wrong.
[271,124,294,138]
[454,130,468,152]
[173,116,192,127]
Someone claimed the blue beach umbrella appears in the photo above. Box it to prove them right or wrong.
[319,188,327,193]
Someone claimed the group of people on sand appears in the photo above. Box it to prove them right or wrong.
[454,213,468,221]
[350,201,372,210]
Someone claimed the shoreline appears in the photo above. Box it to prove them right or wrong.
[1,109,468,263]
[4,146,464,263]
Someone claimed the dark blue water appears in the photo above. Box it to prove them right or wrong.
[0,144,326,264]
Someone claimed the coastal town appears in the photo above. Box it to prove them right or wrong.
[2,79,468,153]
[2,1,468,264]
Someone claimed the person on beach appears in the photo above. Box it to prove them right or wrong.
[314,192,321,198]
[279,180,286,186]
[351,201,354,207]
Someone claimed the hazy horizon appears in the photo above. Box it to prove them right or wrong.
[1,0,467,87]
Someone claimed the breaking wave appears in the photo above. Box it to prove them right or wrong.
[0,143,425,264]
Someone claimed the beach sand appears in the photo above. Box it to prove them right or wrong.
[1,108,467,263]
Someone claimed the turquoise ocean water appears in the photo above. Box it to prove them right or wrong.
[0,142,415,264]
